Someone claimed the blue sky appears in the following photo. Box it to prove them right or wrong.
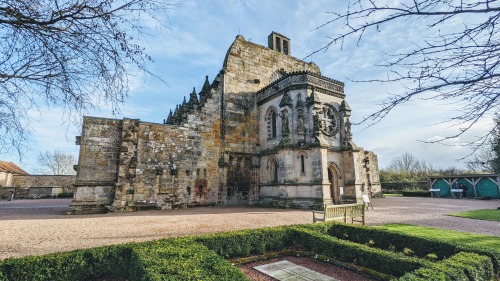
[1,0,494,173]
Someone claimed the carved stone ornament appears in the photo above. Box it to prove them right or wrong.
[317,104,340,136]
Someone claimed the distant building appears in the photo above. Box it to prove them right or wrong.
[429,174,500,198]
[0,160,29,187]
[68,32,381,214]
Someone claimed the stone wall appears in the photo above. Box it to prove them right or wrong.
[0,172,13,187]
[68,117,122,214]
[75,117,122,185]
[223,35,320,94]
[11,175,76,193]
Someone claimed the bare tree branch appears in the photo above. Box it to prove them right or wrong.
[36,150,76,175]
[0,0,175,158]
[312,0,500,152]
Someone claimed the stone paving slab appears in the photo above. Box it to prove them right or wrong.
[254,260,338,281]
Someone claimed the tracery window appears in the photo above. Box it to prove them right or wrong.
[265,106,278,140]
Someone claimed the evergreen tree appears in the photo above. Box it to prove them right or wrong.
[492,118,500,175]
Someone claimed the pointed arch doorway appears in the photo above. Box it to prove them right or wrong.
[328,165,340,205]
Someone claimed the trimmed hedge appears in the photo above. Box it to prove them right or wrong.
[193,227,293,258]
[129,239,248,281]
[0,222,498,280]
[0,244,133,281]
[324,222,500,276]
[291,227,430,277]
[401,190,431,197]
[400,252,494,281]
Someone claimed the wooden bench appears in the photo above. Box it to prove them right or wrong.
[312,203,365,225]
[429,188,440,197]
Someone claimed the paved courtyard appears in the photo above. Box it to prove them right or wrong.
[0,197,498,260]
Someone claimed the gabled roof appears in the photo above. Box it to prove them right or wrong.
[0,161,29,175]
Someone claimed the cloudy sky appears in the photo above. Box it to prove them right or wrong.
[1,0,494,173]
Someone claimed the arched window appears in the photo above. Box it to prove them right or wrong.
[265,106,278,140]
[268,157,279,183]
[297,151,308,176]
[301,155,305,174]
[271,111,277,138]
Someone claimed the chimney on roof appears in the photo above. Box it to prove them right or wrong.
[268,32,290,55]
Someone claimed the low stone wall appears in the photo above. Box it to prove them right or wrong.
[27,187,65,198]
[0,187,28,199]
[11,175,76,193]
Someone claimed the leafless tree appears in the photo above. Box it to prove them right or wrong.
[0,0,174,158]
[387,152,434,179]
[37,150,76,175]
[312,0,499,150]
[466,148,495,172]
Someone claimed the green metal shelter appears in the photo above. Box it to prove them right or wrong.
[429,174,500,199]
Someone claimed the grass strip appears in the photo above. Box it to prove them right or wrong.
[377,223,500,248]
[449,209,500,222]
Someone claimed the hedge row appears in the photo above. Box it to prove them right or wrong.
[400,252,494,281]
[192,227,293,258]
[401,190,431,197]
[129,239,248,281]
[0,223,497,280]
[291,227,430,277]
[324,222,500,275]
[0,244,132,281]
[0,240,247,281]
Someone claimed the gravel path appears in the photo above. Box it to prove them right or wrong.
[0,197,499,260]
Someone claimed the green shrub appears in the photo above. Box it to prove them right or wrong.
[399,252,494,281]
[0,244,132,281]
[291,227,430,277]
[57,192,74,198]
[401,190,431,197]
[325,222,500,276]
[327,223,457,259]
[129,238,248,281]
[193,227,292,258]
[0,223,497,281]
[424,253,438,261]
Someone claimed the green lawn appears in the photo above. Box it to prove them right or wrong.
[383,193,403,197]
[376,223,500,249]
[449,209,500,222]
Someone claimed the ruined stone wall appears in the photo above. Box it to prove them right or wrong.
[365,151,382,196]
[68,117,122,214]
[11,175,76,193]
[110,80,226,211]
[76,117,122,185]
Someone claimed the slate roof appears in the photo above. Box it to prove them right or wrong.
[0,161,29,175]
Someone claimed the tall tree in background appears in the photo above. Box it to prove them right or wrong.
[492,119,500,174]
[467,116,500,173]
[37,150,76,175]
[0,0,173,158]
[312,0,499,150]
[384,152,434,181]
[466,148,495,173]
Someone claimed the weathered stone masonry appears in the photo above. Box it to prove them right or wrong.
[68,32,381,214]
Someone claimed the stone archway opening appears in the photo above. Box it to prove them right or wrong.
[328,166,340,204]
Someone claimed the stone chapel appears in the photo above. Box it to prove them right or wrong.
[68,32,381,214]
